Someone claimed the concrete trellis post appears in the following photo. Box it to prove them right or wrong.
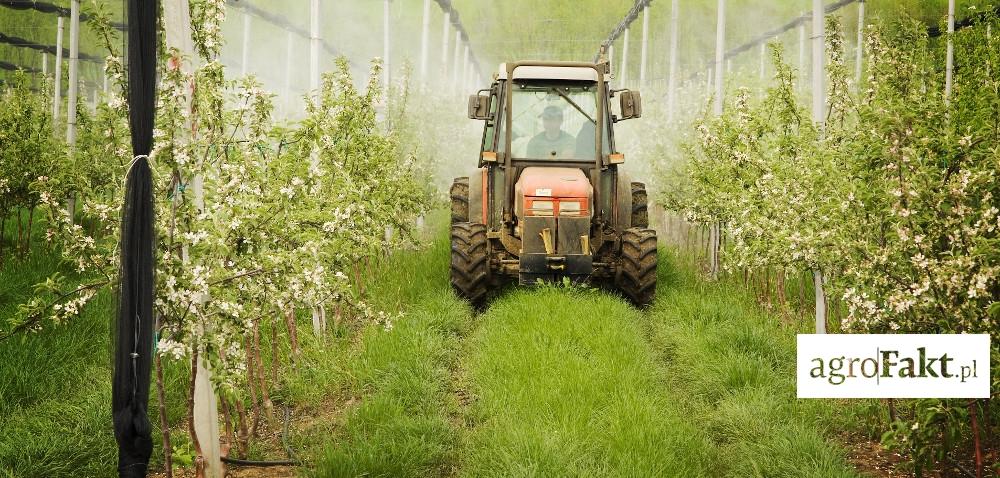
[464,46,471,91]
[240,11,250,77]
[441,12,451,80]
[666,0,679,122]
[67,0,79,144]
[66,0,80,222]
[812,0,827,334]
[705,67,712,97]
[620,27,630,86]
[310,0,320,94]
[759,43,766,80]
[41,52,47,75]
[709,0,725,280]
[639,2,650,87]
[461,43,469,91]
[452,30,461,93]
[713,0,724,117]
[419,0,431,82]
[53,16,64,125]
[945,0,955,104]
[162,1,224,473]
[854,0,864,87]
[383,0,391,96]
[284,31,293,116]
[798,18,806,88]
[812,0,825,125]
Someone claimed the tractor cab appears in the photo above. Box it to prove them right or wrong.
[451,61,655,307]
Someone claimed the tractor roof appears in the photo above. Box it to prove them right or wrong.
[496,63,600,82]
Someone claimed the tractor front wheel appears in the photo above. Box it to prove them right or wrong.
[617,227,657,307]
[451,222,490,306]
[631,181,648,228]
[451,177,470,224]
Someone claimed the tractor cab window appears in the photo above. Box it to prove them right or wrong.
[508,82,606,161]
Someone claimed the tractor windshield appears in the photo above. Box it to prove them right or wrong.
[508,82,605,161]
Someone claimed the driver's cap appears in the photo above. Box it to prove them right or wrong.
[539,105,563,119]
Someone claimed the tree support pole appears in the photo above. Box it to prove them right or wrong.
[639,2,650,87]
[666,0,679,121]
[945,0,955,104]
[854,0,864,87]
[53,16,63,126]
[620,27,630,86]
[419,0,431,83]
[811,0,827,334]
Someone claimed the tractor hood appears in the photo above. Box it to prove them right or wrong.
[514,167,593,217]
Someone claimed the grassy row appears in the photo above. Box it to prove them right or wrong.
[304,217,472,477]
[2,210,877,477]
[453,247,875,477]
[459,285,716,476]
[0,247,191,477]
[646,251,880,477]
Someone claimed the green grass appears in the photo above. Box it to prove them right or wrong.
[459,286,717,477]
[0,217,190,478]
[1,210,877,477]
[307,213,472,477]
[647,250,873,478]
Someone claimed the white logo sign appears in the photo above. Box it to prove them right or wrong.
[797,334,990,398]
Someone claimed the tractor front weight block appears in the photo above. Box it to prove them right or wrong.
[518,253,592,285]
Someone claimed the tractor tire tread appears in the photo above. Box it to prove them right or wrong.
[451,222,489,306]
[451,177,470,224]
[618,227,657,307]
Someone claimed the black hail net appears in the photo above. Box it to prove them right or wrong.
[112,0,157,476]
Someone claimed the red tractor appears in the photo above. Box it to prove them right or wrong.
[451,60,655,307]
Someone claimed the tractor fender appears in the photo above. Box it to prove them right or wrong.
[614,169,634,231]
[468,167,486,224]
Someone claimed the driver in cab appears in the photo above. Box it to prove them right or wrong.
[527,105,576,159]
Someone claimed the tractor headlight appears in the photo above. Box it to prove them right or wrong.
[527,200,554,216]
[558,201,585,216]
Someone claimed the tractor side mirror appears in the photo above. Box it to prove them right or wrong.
[618,90,642,120]
[468,94,490,120]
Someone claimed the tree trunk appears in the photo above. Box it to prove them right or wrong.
[245,333,260,438]
[25,206,34,253]
[284,307,300,359]
[1,213,7,263]
[16,210,23,255]
[220,397,233,459]
[155,348,173,478]
[970,400,983,478]
[270,319,279,384]
[233,398,249,458]
[254,319,273,423]
[187,350,205,477]
[776,269,787,319]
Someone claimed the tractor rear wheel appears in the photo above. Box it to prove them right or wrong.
[451,222,490,306]
[617,227,657,307]
[451,177,470,224]
[631,181,648,228]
